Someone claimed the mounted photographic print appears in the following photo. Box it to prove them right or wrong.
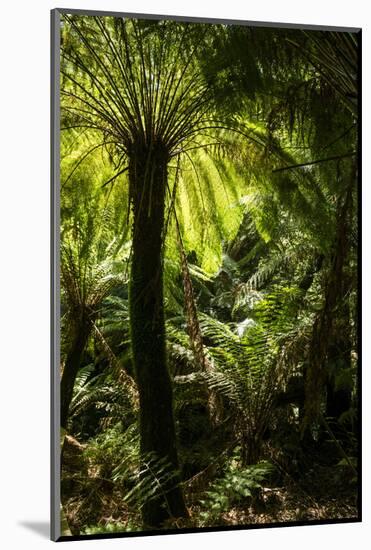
[51,8,361,541]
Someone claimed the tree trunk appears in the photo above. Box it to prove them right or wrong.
[60,326,89,430]
[325,289,352,435]
[176,223,223,425]
[128,140,188,528]
[302,182,353,432]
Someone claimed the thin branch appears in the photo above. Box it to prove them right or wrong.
[101,167,129,188]
[62,141,118,188]
[272,151,356,173]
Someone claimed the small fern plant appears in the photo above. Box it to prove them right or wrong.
[199,448,274,526]
[198,284,311,464]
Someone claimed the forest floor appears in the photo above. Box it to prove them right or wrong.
[188,448,358,528]
[62,435,358,535]
[214,470,357,526]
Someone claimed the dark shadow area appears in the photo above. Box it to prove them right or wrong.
[18,521,49,539]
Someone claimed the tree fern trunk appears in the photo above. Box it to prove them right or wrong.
[60,327,89,430]
[129,141,188,528]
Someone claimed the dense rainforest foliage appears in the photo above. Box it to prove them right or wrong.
[59,14,359,535]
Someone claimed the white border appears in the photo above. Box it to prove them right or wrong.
[0,1,369,548]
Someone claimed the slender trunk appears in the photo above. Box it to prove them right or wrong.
[128,140,188,528]
[176,224,223,425]
[325,287,352,433]
[60,326,89,430]
[303,181,353,432]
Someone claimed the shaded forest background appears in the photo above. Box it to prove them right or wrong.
[59,14,359,536]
